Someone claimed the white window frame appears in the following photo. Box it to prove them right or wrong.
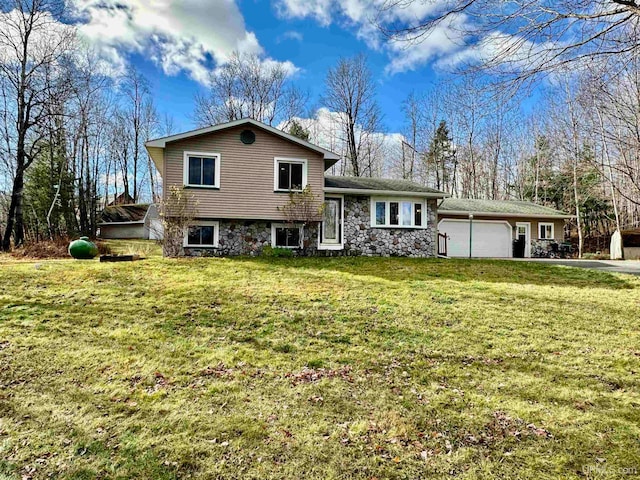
[318,194,344,250]
[538,222,554,240]
[273,157,308,192]
[183,221,219,248]
[183,151,221,189]
[370,197,427,229]
[271,222,304,249]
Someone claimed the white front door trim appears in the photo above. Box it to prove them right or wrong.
[515,222,531,258]
[319,194,344,250]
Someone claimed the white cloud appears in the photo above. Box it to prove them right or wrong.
[385,14,469,74]
[273,0,460,72]
[67,0,291,85]
[277,30,304,43]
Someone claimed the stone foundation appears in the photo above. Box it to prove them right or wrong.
[183,220,319,257]
[182,195,437,258]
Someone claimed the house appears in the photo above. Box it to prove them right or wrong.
[438,198,574,258]
[144,118,571,258]
[145,118,445,257]
[98,203,163,240]
[97,192,136,211]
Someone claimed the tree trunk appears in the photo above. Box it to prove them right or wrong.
[2,161,25,250]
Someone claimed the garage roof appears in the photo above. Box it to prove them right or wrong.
[439,198,573,218]
[324,176,448,198]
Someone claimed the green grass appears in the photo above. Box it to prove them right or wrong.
[102,239,163,257]
[0,256,639,479]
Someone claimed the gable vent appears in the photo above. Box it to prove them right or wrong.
[240,129,256,144]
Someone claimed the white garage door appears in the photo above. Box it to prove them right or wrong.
[438,219,512,258]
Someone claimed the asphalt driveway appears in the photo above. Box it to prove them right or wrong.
[520,258,640,276]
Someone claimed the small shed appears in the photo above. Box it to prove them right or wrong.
[622,229,640,260]
[98,204,163,240]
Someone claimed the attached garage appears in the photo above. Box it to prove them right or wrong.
[438,218,512,258]
[437,198,574,258]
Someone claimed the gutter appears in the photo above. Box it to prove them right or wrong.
[324,187,449,199]
[439,210,575,219]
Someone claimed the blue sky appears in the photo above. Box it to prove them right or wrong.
[64,0,483,135]
[128,1,443,134]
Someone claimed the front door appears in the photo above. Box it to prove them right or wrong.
[515,223,531,258]
[322,197,342,244]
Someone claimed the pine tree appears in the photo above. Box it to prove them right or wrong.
[426,120,456,192]
[289,120,310,141]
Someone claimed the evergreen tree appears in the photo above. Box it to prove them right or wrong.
[288,120,310,141]
[426,120,456,192]
[24,142,76,240]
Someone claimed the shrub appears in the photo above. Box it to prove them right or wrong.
[9,237,110,259]
[261,246,294,258]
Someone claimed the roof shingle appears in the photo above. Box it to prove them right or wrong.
[324,176,446,195]
[99,204,150,223]
[439,198,571,217]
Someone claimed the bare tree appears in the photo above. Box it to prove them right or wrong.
[120,69,156,203]
[193,51,307,129]
[400,92,421,180]
[0,0,75,250]
[323,54,382,177]
[380,0,640,90]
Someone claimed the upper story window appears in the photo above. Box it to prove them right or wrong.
[184,151,220,188]
[274,157,307,192]
[539,222,554,240]
[371,198,426,228]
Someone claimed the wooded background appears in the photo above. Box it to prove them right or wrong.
[2,0,640,256]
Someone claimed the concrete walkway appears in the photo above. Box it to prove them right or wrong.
[517,258,640,276]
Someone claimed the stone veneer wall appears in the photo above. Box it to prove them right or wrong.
[331,195,437,257]
[183,220,319,257]
[182,195,437,258]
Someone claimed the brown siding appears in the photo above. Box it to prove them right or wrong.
[438,213,566,241]
[163,125,325,220]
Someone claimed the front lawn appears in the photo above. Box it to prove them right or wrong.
[1,257,639,479]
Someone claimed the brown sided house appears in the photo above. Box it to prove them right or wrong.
[145,118,446,257]
[144,118,572,258]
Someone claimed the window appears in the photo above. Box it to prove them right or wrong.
[375,202,386,225]
[539,222,554,240]
[414,203,423,226]
[274,158,307,191]
[272,223,303,248]
[183,222,219,247]
[390,202,399,225]
[371,198,426,228]
[183,151,220,188]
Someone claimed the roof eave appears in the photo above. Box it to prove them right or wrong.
[145,118,340,168]
[439,209,575,219]
[98,221,145,226]
[324,186,450,198]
